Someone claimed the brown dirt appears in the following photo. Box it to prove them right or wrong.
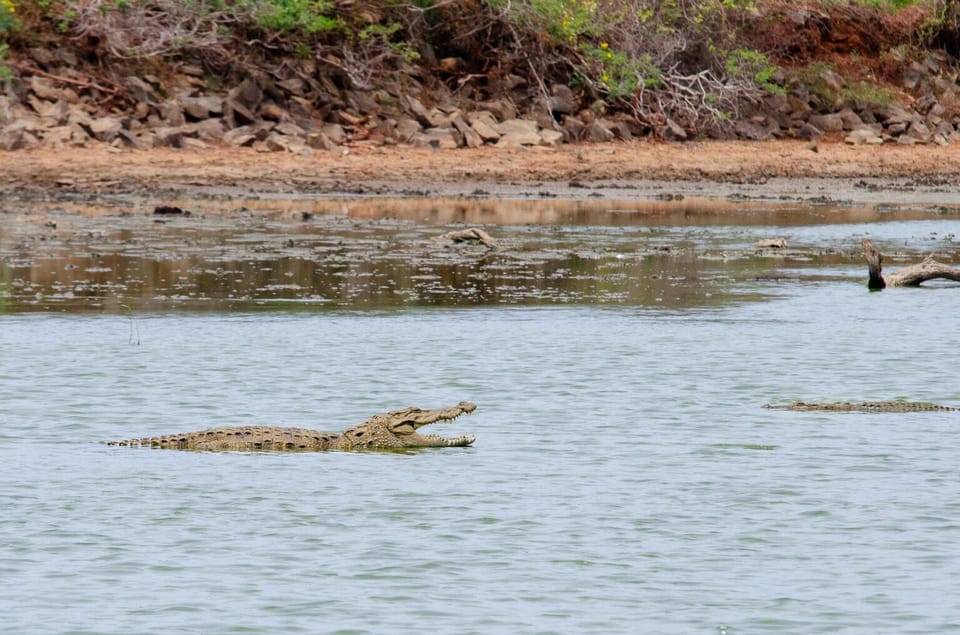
[3,140,960,207]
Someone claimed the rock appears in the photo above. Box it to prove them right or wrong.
[132,102,151,121]
[264,132,297,152]
[906,120,932,142]
[275,121,306,137]
[222,129,257,146]
[538,129,565,146]
[115,130,150,149]
[467,111,501,142]
[874,103,916,126]
[561,115,584,141]
[89,117,124,142]
[584,120,615,143]
[403,95,436,127]
[844,127,883,145]
[223,97,257,129]
[475,99,516,122]
[29,76,64,101]
[180,95,223,120]
[394,117,421,143]
[229,78,263,111]
[808,113,844,133]
[0,127,24,151]
[548,84,578,115]
[734,120,774,141]
[153,126,184,148]
[497,118,538,136]
[495,119,541,146]
[123,76,157,104]
[837,108,863,131]
[189,118,226,141]
[277,78,306,97]
[263,132,310,154]
[796,122,823,140]
[321,123,346,145]
[43,123,90,148]
[934,132,952,146]
[307,131,337,150]
[158,99,186,127]
[417,127,459,149]
[604,119,633,141]
[259,102,289,122]
[452,115,483,148]
[663,117,687,141]
[897,134,918,145]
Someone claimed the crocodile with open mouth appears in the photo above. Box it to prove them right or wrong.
[105,401,477,451]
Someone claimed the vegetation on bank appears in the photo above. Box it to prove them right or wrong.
[2,0,960,135]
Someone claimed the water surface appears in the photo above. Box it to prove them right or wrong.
[2,197,960,634]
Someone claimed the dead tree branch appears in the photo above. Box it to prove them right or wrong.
[862,240,960,289]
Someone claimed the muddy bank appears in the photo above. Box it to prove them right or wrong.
[4,140,960,208]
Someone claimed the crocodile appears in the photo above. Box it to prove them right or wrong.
[105,401,477,451]
[763,401,957,413]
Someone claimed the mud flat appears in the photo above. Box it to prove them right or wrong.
[3,140,960,208]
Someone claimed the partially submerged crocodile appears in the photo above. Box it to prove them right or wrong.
[105,401,477,451]
[763,401,957,413]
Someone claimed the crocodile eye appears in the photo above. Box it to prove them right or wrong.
[354,431,364,437]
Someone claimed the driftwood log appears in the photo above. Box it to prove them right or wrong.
[438,228,498,249]
[863,240,960,289]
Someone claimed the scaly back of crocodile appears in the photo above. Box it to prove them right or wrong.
[107,426,340,451]
[763,401,958,413]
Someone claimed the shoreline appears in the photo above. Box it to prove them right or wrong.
[3,140,960,208]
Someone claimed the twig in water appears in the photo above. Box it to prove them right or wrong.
[121,303,141,346]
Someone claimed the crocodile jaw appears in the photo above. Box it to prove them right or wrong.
[394,401,477,447]
[407,432,477,447]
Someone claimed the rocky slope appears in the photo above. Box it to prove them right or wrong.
[2,2,960,153]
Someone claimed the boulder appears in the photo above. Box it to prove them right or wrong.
[844,127,883,145]
[223,98,257,129]
[229,78,263,111]
[180,96,223,120]
[321,123,346,145]
[452,115,483,148]
[584,120,615,143]
[123,76,157,104]
[0,127,25,151]
[189,118,226,141]
[495,119,541,146]
[275,121,306,137]
[307,131,337,150]
[663,117,687,141]
[906,120,932,142]
[476,99,517,122]
[394,117,421,143]
[796,122,823,140]
[808,113,844,133]
[538,129,565,146]
[548,84,578,115]
[222,128,257,146]
[259,102,289,122]
[158,99,186,126]
[417,127,459,149]
[467,111,501,142]
[89,116,124,142]
[153,126,184,148]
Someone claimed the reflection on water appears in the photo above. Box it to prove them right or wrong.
[2,197,959,312]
